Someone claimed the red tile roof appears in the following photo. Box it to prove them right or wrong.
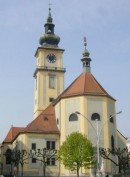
[55,72,115,103]
[3,104,59,143]
[3,127,24,143]
[24,104,59,134]
[3,72,114,143]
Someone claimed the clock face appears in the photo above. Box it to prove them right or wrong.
[46,53,56,63]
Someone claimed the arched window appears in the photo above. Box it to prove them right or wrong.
[91,113,100,121]
[6,149,12,164]
[110,115,114,123]
[111,135,115,150]
[69,113,78,121]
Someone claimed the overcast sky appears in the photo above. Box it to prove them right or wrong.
[0,0,130,142]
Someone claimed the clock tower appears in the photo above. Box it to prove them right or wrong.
[33,8,66,119]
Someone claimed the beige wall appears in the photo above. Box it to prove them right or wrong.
[34,48,65,119]
[2,133,59,177]
[2,143,13,175]
[56,95,117,176]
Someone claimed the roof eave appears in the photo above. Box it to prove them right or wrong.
[54,93,116,105]
[2,130,60,144]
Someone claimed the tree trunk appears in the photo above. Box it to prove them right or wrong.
[77,167,80,177]
[21,164,23,177]
[43,163,46,177]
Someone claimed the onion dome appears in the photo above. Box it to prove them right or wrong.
[81,37,91,73]
[39,8,60,47]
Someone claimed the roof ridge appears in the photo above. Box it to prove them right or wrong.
[91,74,109,94]
[91,74,115,99]
[53,74,82,105]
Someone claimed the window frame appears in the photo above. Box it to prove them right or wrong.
[91,113,100,121]
[49,97,54,102]
[32,157,37,163]
[46,141,55,150]
[110,115,114,123]
[49,75,55,89]
[31,143,36,163]
[46,157,56,166]
[32,143,36,150]
[111,135,115,150]
[69,113,78,121]
[6,149,12,164]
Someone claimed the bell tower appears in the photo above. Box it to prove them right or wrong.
[33,7,66,119]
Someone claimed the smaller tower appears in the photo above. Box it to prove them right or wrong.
[33,8,66,119]
[39,7,60,48]
[81,37,91,73]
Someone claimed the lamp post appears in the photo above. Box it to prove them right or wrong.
[75,111,122,177]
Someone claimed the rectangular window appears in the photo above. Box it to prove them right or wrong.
[47,157,55,166]
[32,157,37,163]
[6,149,11,164]
[49,75,55,89]
[46,141,56,166]
[46,141,55,149]
[31,143,36,163]
[49,97,54,102]
[32,143,36,150]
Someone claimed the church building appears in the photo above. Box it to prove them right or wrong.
[1,7,126,177]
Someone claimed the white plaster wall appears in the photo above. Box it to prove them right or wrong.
[65,98,80,136]
[26,134,59,176]
[87,97,104,146]
[55,102,61,130]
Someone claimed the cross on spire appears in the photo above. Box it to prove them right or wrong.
[47,2,53,23]
[49,2,52,10]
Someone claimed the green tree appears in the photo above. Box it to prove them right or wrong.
[58,132,95,177]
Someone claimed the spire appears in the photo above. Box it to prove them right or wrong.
[39,6,60,48]
[81,37,91,73]
[47,7,53,23]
